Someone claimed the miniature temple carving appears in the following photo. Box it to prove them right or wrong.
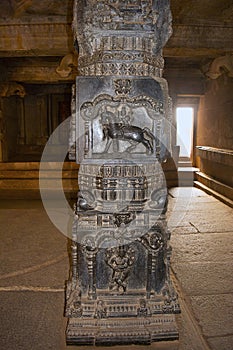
[65,0,180,345]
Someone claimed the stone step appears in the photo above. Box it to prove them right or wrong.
[0,161,181,199]
[194,181,233,208]
[196,171,233,201]
[177,167,199,186]
[0,162,79,171]
[0,170,79,179]
[0,162,79,199]
[178,161,193,167]
[0,178,78,189]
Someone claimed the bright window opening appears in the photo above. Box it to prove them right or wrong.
[176,107,194,158]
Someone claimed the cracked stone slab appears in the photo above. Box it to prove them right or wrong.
[172,262,233,296]
[175,313,209,350]
[181,210,233,233]
[170,232,233,263]
[166,204,232,230]
[183,201,231,212]
[171,225,199,235]
[188,221,233,233]
[0,209,68,277]
[0,291,65,350]
[0,257,69,289]
[206,335,233,350]
[190,294,233,337]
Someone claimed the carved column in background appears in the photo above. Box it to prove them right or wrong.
[66,0,180,345]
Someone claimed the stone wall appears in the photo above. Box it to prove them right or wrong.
[196,74,233,200]
[1,84,72,161]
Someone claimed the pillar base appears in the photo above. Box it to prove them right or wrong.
[66,315,179,346]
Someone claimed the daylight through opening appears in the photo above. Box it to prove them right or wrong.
[176,107,194,158]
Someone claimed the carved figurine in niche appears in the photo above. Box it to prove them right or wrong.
[101,110,155,154]
[105,245,135,294]
[137,298,151,317]
[94,300,107,319]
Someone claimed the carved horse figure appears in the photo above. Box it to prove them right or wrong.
[101,111,155,154]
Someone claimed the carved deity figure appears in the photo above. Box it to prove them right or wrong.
[106,246,135,293]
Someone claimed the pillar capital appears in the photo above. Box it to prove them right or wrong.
[73,0,172,77]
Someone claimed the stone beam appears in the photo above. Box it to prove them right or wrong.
[3,55,78,83]
[6,64,76,83]
[165,24,233,57]
[0,21,232,58]
[0,21,73,57]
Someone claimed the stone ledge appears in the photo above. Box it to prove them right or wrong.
[7,65,76,83]
[196,146,233,167]
[167,24,233,50]
[195,172,233,203]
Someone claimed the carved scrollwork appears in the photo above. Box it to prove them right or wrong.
[114,79,132,95]
[56,53,78,78]
[68,84,76,160]
[77,190,96,211]
[0,82,26,98]
[90,52,164,68]
[139,230,164,254]
[113,212,135,228]
[149,188,168,213]
[80,94,164,123]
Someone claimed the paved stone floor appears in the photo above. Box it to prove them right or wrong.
[0,187,232,350]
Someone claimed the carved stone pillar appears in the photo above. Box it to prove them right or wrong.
[17,98,26,145]
[65,0,180,345]
[0,102,6,162]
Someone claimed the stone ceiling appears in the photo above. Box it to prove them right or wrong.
[0,0,232,84]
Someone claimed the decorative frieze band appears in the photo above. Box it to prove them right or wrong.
[79,62,163,78]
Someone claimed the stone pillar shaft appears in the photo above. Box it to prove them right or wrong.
[65,1,179,345]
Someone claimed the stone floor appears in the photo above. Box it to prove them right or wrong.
[0,187,232,350]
